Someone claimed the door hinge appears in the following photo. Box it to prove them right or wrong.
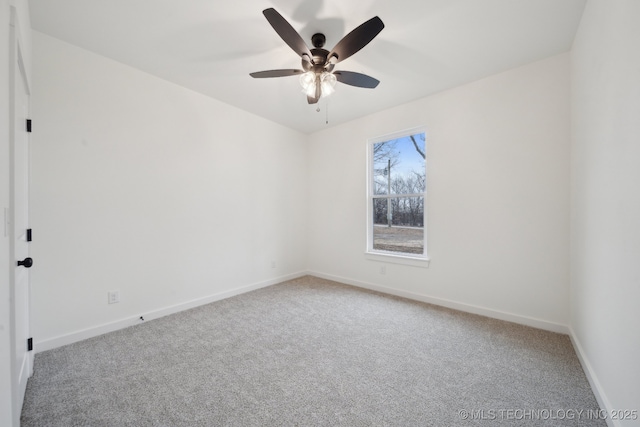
[26,119,32,133]
[26,228,32,242]
[27,338,33,352]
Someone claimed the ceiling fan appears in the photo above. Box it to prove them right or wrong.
[250,8,384,104]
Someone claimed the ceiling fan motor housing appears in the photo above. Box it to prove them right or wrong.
[301,34,331,72]
[309,50,330,68]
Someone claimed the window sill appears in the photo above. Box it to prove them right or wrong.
[365,251,430,268]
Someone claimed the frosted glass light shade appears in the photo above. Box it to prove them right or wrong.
[299,71,316,96]
[299,71,336,98]
[321,72,336,97]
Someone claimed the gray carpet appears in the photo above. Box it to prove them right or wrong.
[22,276,604,426]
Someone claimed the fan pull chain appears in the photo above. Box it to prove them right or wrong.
[326,101,329,125]
[314,101,329,125]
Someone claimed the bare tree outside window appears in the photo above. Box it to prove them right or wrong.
[370,132,426,256]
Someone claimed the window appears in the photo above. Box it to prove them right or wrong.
[367,128,428,264]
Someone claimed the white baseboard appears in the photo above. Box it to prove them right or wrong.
[35,271,307,353]
[307,270,570,334]
[568,328,618,427]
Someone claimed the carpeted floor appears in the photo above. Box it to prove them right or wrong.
[21,276,605,426]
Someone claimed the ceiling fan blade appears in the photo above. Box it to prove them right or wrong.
[334,71,380,88]
[263,8,312,59]
[328,16,384,64]
[250,69,304,78]
[307,95,319,104]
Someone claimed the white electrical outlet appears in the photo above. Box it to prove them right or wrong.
[108,290,120,304]
[271,261,276,269]
[380,265,387,275]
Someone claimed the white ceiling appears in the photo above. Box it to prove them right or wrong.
[29,0,586,134]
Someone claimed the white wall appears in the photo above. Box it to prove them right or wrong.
[570,0,640,424]
[30,32,308,348]
[308,54,571,330]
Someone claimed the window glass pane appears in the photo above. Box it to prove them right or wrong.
[373,222,424,255]
[372,197,424,255]
[391,196,424,227]
[372,198,388,225]
[373,133,425,195]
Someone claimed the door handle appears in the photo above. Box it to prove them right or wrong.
[17,257,33,268]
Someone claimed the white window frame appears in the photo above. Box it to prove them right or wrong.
[366,126,429,267]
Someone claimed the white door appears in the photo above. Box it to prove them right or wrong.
[10,14,32,423]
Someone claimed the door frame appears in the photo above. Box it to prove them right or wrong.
[6,5,32,426]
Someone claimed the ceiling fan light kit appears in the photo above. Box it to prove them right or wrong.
[299,70,336,99]
[250,8,384,104]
